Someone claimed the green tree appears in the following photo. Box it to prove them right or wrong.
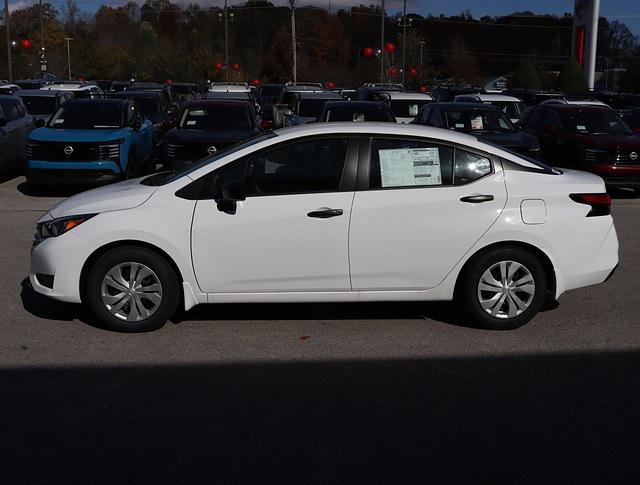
[556,59,587,94]
[511,61,542,89]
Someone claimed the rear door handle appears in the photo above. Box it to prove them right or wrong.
[460,195,494,203]
[307,208,343,218]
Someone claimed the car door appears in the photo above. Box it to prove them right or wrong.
[13,99,33,162]
[191,136,358,293]
[349,136,507,291]
[0,99,19,165]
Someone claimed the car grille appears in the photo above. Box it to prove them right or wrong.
[26,142,120,162]
[584,147,640,165]
[166,142,237,160]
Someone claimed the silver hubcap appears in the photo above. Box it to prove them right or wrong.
[477,260,535,319]
[100,262,163,322]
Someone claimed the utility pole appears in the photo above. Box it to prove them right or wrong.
[380,0,385,83]
[420,40,426,81]
[290,0,297,83]
[401,0,407,85]
[4,0,12,82]
[39,0,47,73]
[65,37,73,79]
[224,0,229,82]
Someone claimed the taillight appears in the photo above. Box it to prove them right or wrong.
[260,119,273,130]
[569,193,611,217]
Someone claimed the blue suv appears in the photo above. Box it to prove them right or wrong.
[26,98,154,186]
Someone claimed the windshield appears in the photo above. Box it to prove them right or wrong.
[389,99,432,118]
[134,98,161,117]
[444,109,514,133]
[259,85,282,100]
[296,99,331,118]
[19,96,57,115]
[486,101,526,120]
[180,105,253,130]
[559,110,632,136]
[49,103,123,129]
[326,104,393,122]
[142,132,277,186]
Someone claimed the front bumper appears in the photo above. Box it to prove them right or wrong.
[26,160,123,186]
[29,231,98,303]
[586,164,640,188]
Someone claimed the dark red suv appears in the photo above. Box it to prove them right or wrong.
[520,104,640,190]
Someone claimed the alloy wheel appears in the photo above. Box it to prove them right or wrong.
[476,260,536,319]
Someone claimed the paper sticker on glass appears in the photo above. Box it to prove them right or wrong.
[379,147,442,187]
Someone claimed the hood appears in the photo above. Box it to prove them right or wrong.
[165,128,258,144]
[28,127,131,143]
[49,177,157,219]
[572,133,640,150]
[477,130,536,150]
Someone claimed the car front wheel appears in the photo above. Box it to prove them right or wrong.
[456,247,548,330]
[85,246,180,332]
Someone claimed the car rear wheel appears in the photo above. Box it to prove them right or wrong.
[455,247,548,330]
[85,246,180,332]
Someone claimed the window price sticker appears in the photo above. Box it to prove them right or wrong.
[379,147,442,187]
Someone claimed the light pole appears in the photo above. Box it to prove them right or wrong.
[419,40,426,81]
[65,37,73,79]
[4,0,12,82]
[218,1,234,81]
[290,0,297,83]
[39,0,46,72]
[380,0,385,83]
[401,0,407,85]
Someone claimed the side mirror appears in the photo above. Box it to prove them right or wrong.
[542,124,558,135]
[215,183,246,215]
[0,118,7,127]
[35,119,45,128]
[222,182,246,202]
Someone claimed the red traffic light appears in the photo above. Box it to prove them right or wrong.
[20,39,32,49]
[388,67,398,77]
[409,67,418,77]
[384,42,395,53]
[418,85,428,93]
[362,47,374,57]
[214,63,223,71]
[231,63,241,71]
[249,79,262,87]
[325,81,336,90]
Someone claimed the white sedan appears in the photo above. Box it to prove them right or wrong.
[29,123,618,332]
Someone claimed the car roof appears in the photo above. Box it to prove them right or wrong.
[112,91,163,99]
[325,101,387,108]
[295,91,342,99]
[17,89,66,97]
[41,84,95,91]
[187,99,252,108]
[432,102,502,110]
[383,92,434,100]
[535,103,612,113]
[65,98,127,106]
[456,94,522,102]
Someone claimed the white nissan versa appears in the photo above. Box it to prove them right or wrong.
[29,123,618,332]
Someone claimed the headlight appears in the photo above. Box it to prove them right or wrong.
[34,214,97,246]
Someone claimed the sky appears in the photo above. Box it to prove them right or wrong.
[8,0,640,36]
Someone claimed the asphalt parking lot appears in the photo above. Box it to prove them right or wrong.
[2,175,640,483]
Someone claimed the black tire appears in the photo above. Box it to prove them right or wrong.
[85,246,180,332]
[455,246,548,330]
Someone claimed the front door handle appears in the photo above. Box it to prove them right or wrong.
[460,195,494,203]
[307,208,343,218]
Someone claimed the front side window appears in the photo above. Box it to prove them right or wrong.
[244,138,348,196]
[369,139,453,189]
[454,149,492,185]
[20,96,57,115]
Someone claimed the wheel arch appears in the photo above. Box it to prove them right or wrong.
[79,239,184,303]
[454,240,557,301]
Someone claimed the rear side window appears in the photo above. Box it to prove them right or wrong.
[454,150,492,185]
[369,138,453,189]
[0,100,20,121]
